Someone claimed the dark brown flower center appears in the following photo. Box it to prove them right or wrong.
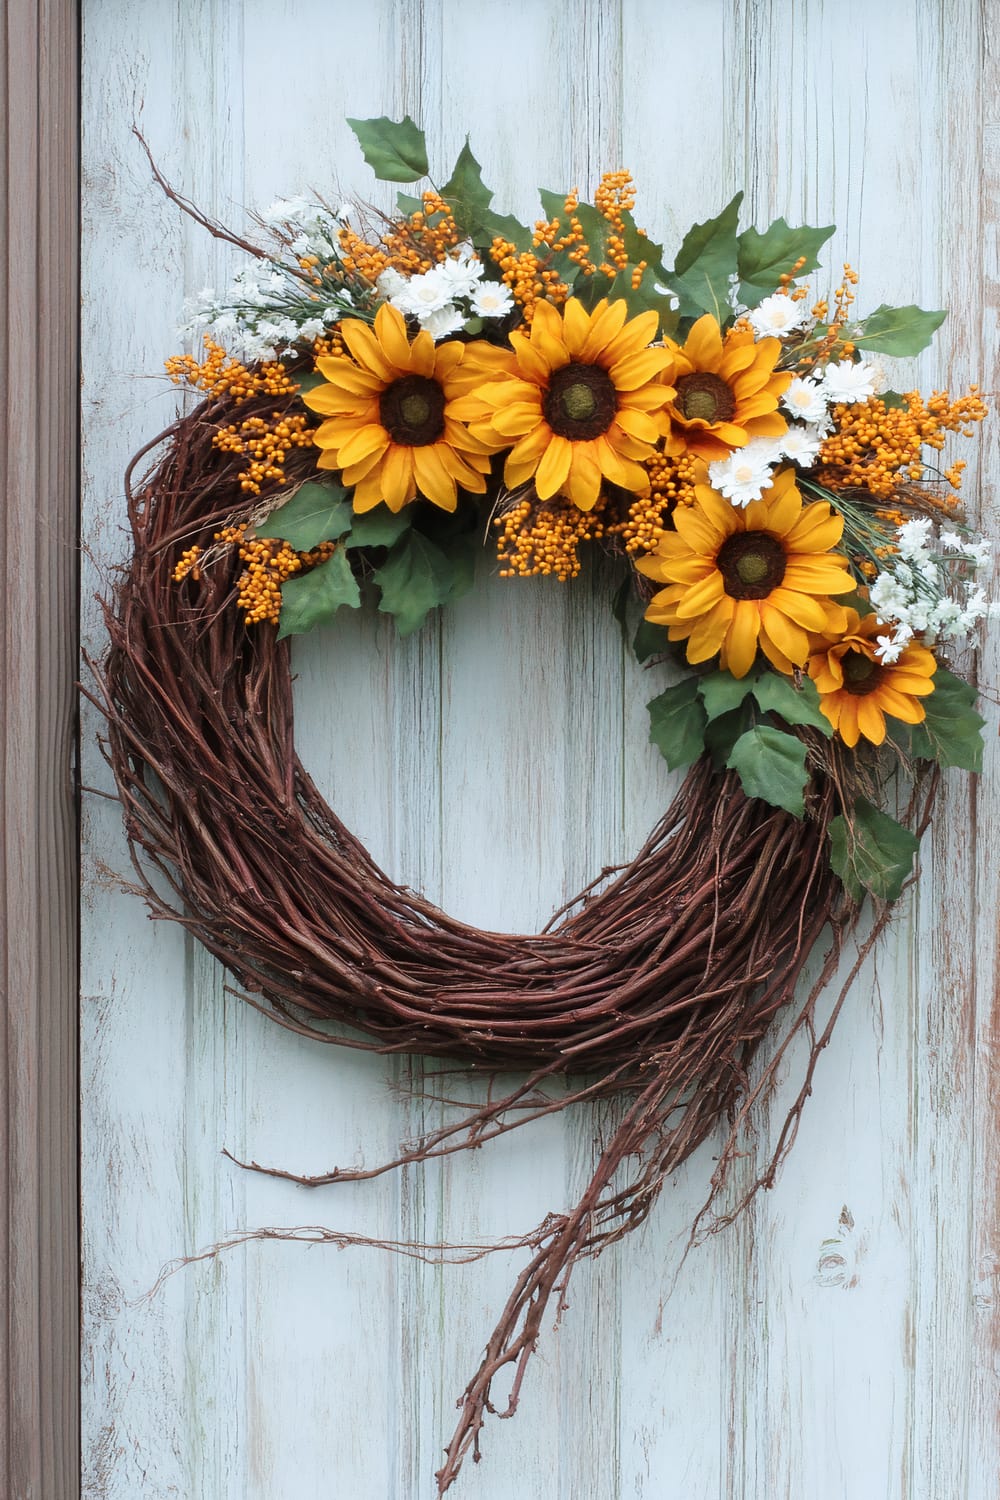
[716,532,787,599]
[674,371,736,425]
[379,375,446,446]
[841,649,881,696]
[543,362,617,440]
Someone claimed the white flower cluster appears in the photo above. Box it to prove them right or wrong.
[869,517,993,661]
[180,198,356,362]
[707,324,884,506]
[377,242,513,340]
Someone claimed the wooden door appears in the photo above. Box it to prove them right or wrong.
[80,2,1000,1496]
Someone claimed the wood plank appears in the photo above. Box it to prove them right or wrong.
[0,2,80,1498]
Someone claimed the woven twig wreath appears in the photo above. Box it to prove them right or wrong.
[94,120,986,1492]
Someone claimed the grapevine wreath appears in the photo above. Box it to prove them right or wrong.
[98,119,991,1491]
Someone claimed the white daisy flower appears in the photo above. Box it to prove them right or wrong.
[418,303,466,340]
[747,293,810,339]
[822,358,878,404]
[469,281,514,318]
[778,423,826,466]
[707,438,783,507]
[376,267,409,300]
[390,267,454,318]
[436,253,485,298]
[781,375,829,425]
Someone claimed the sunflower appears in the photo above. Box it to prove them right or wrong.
[662,314,790,463]
[449,297,676,511]
[301,303,509,513]
[636,467,854,678]
[807,611,937,747]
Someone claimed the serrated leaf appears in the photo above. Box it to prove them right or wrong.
[347,115,428,183]
[441,140,494,235]
[662,193,743,323]
[260,482,353,551]
[904,668,984,772]
[699,668,760,722]
[726,725,808,816]
[829,799,920,902]
[396,191,424,217]
[880,389,908,410]
[736,218,835,307]
[647,678,707,771]
[752,672,833,737]
[475,207,533,253]
[704,706,751,769]
[851,303,946,357]
[276,549,361,639]
[374,531,460,635]
[633,619,668,663]
[346,505,412,550]
[619,210,664,274]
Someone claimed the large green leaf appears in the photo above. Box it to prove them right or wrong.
[440,140,494,234]
[347,505,412,550]
[260,482,353,551]
[904,668,984,772]
[374,531,463,636]
[475,206,533,254]
[829,799,920,902]
[661,193,743,323]
[752,672,833,737]
[276,549,361,639]
[647,678,707,771]
[704,706,752,769]
[346,115,429,183]
[726,725,808,816]
[633,618,668,663]
[850,303,946,357]
[736,217,835,307]
[698,668,760,722]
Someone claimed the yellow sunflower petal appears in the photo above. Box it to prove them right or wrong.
[685,597,734,662]
[534,433,573,499]
[374,303,415,370]
[339,319,396,381]
[381,444,415,512]
[412,444,458,510]
[724,599,763,677]
[682,314,724,371]
[565,445,603,510]
[758,602,809,668]
[335,423,391,468]
[855,696,888,745]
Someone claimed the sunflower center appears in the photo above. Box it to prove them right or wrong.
[716,532,787,600]
[543,362,617,440]
[380,375,446,446]
[841,649,881,696]
[674,371,736,425]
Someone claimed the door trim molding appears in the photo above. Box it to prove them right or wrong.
[1,2,80,1494]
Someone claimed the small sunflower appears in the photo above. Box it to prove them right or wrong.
[450,297,676,511]
[662,314,790,463]
[636,467,854,678]
[301,303,508,513]
[808,611,937,747]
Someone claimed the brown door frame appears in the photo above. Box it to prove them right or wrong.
[1,2,80,1495]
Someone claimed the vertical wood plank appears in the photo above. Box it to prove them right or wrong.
[1,2,80,1497]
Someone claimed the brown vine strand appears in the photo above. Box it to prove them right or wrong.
[94,391,930,1494]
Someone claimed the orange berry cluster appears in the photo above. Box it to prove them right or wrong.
[489,236,569,322]
[593,170,636,275]
[212,411,313,496]
[810,264,860,364]
[816,387,987,501]
[208,524,336,625]
[172,545,202,583]
[165,337,296,403]
[337,193,461,284]
[495,496,607,581]
[607,453,702,555]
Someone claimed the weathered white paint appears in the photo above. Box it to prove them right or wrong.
[80,2,1000,1496]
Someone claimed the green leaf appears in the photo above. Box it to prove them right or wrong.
[295,370,325,395]
[633,618,668,663]
[736,218,835,307]
[699,668,760,722]
[347,115,429,183]
[619,210,664,275]
[726,725,808,816]
[440,139,496,237]
[647,678,708,771]
[475,207,533,253]
[374,531,462,635]
[276,549,361,639]
[704,706,751,769]
[346,506,412,550]
[829,798,920,902]
[260,481,353,551]
[851,303,947,357]
[904,668,984,772]
[752,672,833,737]
[396,191,424,217]
[880,389,908,410]
[661,193,743,323]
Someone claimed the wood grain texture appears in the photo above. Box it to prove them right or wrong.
[1,2,80,1498]
[79,2,1000,1496]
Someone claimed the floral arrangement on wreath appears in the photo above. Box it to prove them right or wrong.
[102,116,990,1493]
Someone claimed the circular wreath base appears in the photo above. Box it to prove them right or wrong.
[96,403,922,1491]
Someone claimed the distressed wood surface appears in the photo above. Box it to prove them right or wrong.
[1,3,80,1498]
[80,2,1000,1496]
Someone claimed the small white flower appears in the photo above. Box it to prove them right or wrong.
[391,267,454,317]
[778,423,826,466]
[436,254,485,298]
[376,267,409,300]
[822,358,878,404]
[747,293,810,339]
[963,538,992,568]
[939,529,965,552]
[875,632,904,664]
[469,281,514,318]
[781,375,829,425]
[418,303,465,340]
[896,517,934,560]
[299,317,326,341]
[707,439,782,506]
